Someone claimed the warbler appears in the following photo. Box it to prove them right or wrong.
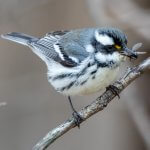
[1,27,139,126]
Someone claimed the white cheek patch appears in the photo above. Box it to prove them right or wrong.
[85,44,95,53]
[95,53,107,62]
[95,52,122,64]
[95,31,114,46]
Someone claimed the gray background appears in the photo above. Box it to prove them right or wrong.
[0,0,150,150]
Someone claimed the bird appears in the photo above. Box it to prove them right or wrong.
[1,27,138,127]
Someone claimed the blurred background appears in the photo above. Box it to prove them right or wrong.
[0,0,150,150]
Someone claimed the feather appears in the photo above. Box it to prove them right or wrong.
[31,33,77,67]
[1,32,38,45]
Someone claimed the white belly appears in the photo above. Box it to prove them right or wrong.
[48,53,122,96]
[63,67,119,95]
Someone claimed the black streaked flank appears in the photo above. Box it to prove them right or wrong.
[57,87,65,92]
[80,79,88,85]
[90,70,97,75]
[51,54,118,92]
[52,73,74,81]
[52,61,94,81]
[76,61,95,77]
[59,81,75,91]
[77,65,87,77]
[66,81,75,90]
[92,75,95,79]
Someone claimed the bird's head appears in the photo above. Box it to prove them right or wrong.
[93,27,137,60]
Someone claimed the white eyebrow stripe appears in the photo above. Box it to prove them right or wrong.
[95,31,114,46]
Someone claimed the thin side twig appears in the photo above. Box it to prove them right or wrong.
[33,57,150,150]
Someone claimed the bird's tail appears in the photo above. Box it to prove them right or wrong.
[1,32,38,46]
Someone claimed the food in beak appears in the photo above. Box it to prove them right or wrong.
[121,43,146,59]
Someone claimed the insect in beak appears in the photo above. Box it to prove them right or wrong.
[120,43,146,60]
[121,47,138,59]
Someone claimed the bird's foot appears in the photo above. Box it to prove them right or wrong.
[68,96,83,128]
[106,84,120,98]
[72,111,83,128]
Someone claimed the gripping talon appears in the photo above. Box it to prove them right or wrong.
[68,96,83,128]
[72,111,83,128]
[106,85,120,98]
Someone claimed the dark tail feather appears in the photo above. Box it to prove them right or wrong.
[1,32,38,46]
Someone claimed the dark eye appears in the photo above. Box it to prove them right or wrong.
[106,45,113,49]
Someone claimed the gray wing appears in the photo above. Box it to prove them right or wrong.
[58,29,90,62]
[31,30,90,67]
[31,30,78,67]
[2,30,90,67]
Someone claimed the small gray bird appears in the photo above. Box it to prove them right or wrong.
[1,27,139,126]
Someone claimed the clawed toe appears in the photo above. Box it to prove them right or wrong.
[72,111,83,128]
[106,85,120,98]
[68,96,83,128]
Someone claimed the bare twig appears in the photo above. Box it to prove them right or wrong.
[33,57,150,150]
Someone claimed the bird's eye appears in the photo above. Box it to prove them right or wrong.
[115,44,121,50]
[107,45,113,49]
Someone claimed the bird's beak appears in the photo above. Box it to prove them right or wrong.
[121,47,138,59]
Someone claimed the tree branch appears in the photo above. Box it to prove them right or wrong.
[33,57,150,150]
